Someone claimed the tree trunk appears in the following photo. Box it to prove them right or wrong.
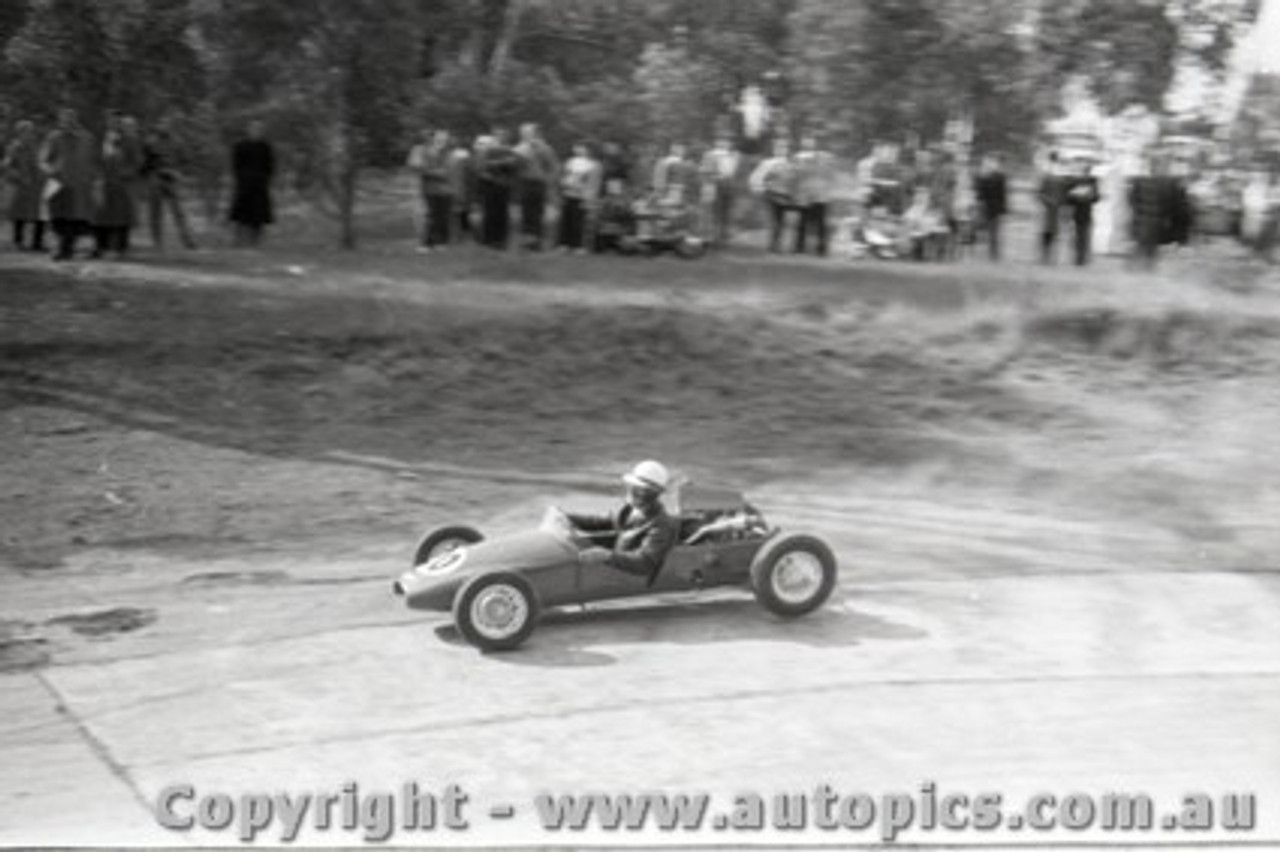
[340,159,358,249]
[487,0,526,76]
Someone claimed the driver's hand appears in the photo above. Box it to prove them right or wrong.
[579,547,612,568]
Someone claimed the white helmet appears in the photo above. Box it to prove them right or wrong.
[622,459,671,494]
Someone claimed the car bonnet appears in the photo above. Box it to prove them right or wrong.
[398,527,577,595]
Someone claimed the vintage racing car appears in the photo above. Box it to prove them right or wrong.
[392,482,839,651]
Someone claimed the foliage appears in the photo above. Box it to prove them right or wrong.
[0,0,1263,245]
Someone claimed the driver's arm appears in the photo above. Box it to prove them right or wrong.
[564,510,616,534]
[606,515,678,577]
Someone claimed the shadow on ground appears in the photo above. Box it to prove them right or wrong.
[433,593,927,668]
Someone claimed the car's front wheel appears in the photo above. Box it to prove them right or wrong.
[413,525,483,568]
[452,572,540,652]
[750,534,837,617]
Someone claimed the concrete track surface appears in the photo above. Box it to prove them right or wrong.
[3,464,1277,848]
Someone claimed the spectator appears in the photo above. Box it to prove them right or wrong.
[868,142,907,215]
[448,137,475,242]
[594,178,636,254]
[951,155,978,258]
[793,133,836,256]
[1037,151,1066,264]
[1165,159,1194,249]
[854,144,878,204]
[1241,168,1279,264]
[141,118,196,250]
[93,111,144,258]
[40,108,98,261]
[477,127,520,250]
[928,149,960,259]
[514,122,559,251]
[749,137,796,254]
[1260,174,1280,264]
[1063,157,1101,266]
[407,128,454,253]
[974,153,1008,261]
[3,119,46,252]
[558,142,600,254]
[599,141,631,194]
[698,133,741,248]
[902,186,949,261]
[652,142,696,205]
[1129,154,1171,269]
[229,119,275,247]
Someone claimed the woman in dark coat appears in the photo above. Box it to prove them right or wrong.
[229,120,275,246]
[974,153,1009,261]
[3,120,46,251]
[93,112,144,257]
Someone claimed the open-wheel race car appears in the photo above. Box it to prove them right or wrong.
[392,482,839,652]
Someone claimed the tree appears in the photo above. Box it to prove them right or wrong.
[195,0,420,248]
[784,0,1259,158]
[786,0,1034,154]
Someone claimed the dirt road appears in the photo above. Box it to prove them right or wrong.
[2,247,1278,847]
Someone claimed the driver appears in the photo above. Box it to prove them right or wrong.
[569,460,679,582]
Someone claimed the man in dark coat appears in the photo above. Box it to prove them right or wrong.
[1163,162,1194,248]
[40,108,98,260]
[1129,174,1165,268]
[3,119,46,251]
[514,123,558,251]
[1129,154,1177,269]
[476,128,520,250]
[974,153,1008,261]
[1063,158,1101,266]
[568,460,679,584]
[1037,151,1066,264]
[229,120,275,246]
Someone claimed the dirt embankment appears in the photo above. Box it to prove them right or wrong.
[2,257,1279,576]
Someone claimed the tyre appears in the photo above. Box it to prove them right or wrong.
[452,572,540,652]
[413,525,483,568]
[749,534,837,617]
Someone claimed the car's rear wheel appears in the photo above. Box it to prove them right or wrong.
[452,572,540,652]
[413,525,483,568]
[750,534,837,617]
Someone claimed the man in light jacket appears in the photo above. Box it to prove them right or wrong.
[749,137,796,254]
[407,129,455,253]
[699,134,741,247]
[793,133,836,256]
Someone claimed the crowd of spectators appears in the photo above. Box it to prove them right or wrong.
[405,121,1280,268]
[0,107,272,260]
[406,123,756,256]
[4,108,1277,267]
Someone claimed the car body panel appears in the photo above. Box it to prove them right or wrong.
[398,529,578,611]
[398,535,768,612]
[396,484,777,613]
